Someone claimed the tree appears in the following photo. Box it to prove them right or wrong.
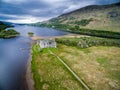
[75,25,79,30]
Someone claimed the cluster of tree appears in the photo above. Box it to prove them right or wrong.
[74,18,93,26]
[0,29,19,38]
[0,21,19,38]
[33,23,70,30]
[0,21,13,31]
[55,37,120,48]
[69,26,120,39]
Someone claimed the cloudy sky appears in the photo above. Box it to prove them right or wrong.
[0,0,120,23]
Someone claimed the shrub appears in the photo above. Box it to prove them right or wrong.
[75,18,93,26]
[55,37,120,48]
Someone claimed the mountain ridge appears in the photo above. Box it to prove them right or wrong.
[60,2,120,17]
[35,2,120,32]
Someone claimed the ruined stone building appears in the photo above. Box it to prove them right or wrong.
[38,39,56,48]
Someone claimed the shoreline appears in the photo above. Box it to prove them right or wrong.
[25,41,35,90]
[30,34,89,40]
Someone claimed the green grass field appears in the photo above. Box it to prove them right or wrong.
[31,44,85,90]
[31,38,120,90]
[52,44,120,90]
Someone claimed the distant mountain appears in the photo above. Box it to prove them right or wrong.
[35,2,120,32]
[0,21,28,27]
[1,21,13,25]
[0,21,13,30]
[0,21,15,28]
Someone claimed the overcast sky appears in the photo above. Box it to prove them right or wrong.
[0,0,120,23]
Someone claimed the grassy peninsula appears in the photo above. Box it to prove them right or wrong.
[31,44,85,90]
[31,37,120,90]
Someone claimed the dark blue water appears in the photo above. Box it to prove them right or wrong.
[0,25,69,90]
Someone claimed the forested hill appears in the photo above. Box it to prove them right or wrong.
[0,21,19,38]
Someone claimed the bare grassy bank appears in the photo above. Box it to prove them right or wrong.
[53,44,120,90]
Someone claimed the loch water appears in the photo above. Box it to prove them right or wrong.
[0,25,69,90]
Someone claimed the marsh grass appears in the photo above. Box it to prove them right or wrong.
[32,42,120,90]
[31,44,85,90]
[97,57,108,65]
[53,44,120,90]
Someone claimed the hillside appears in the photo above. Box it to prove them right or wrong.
[35,2,120,32]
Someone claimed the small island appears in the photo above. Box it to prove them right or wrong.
[0,21,20,38]
[28,32,34,37]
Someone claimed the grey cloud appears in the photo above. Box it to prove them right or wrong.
[0,0,120,23]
